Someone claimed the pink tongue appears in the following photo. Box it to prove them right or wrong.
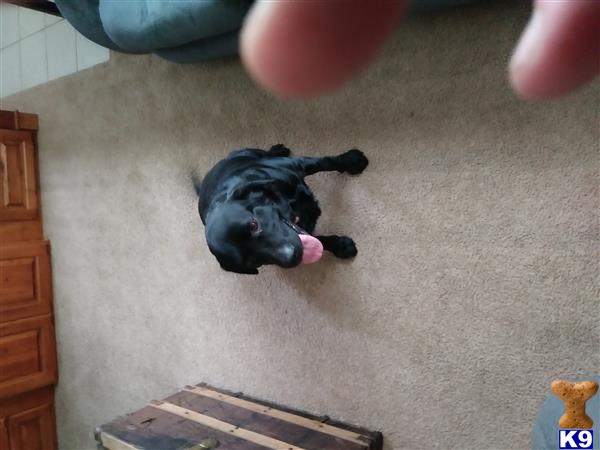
[299,234,323,264]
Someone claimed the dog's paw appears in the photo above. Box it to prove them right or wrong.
[336,149,369,175]
[330,236,358,259]
[268,144,291,157]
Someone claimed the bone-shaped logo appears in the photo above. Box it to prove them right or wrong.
[551,379,599,429]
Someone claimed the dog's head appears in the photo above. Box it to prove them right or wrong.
[204,180,304,274]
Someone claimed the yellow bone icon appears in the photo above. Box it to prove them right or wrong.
[551,380,599,429]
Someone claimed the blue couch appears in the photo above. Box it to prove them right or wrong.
[55,0,479,63]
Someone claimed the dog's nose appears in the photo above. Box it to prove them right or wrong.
[278,244,296,260]
[278,244,301,266]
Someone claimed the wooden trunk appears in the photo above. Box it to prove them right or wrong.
[96,383,383,450]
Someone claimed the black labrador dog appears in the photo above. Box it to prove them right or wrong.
[195,144,368,274]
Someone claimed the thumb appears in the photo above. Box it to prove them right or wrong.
[241,0,406,98]
[510,0,600,100]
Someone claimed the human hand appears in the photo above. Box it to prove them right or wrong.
[241,0,599,100]
[509,0,600,99]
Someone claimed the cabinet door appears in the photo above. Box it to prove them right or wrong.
[0,130,38,222]
[7,402,56,450]
[1,241,52,323]
[0,315,57,399]
[0,387,56,450]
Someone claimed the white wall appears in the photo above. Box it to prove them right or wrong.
[0,3,110,98]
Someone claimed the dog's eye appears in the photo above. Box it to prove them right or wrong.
[249,218,260,235]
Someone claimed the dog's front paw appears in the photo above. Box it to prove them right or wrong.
[330,236,358,259]
[336,149,369,175]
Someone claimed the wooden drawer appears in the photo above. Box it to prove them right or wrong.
[0,241,52,323]
[0,315,57,399]
[0,130,39,222]
[0,386,57,450]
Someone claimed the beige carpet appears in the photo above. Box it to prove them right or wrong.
[3,2,598,449]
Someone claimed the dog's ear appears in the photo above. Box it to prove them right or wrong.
[227,179,289,200]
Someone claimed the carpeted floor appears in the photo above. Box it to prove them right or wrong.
[3,2,598,449]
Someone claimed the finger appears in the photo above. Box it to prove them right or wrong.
[241,0,406,98]
[510,0,600,100]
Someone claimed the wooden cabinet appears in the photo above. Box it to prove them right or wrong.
[0,110,58,450]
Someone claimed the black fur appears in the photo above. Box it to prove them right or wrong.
[195,145,368,274]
